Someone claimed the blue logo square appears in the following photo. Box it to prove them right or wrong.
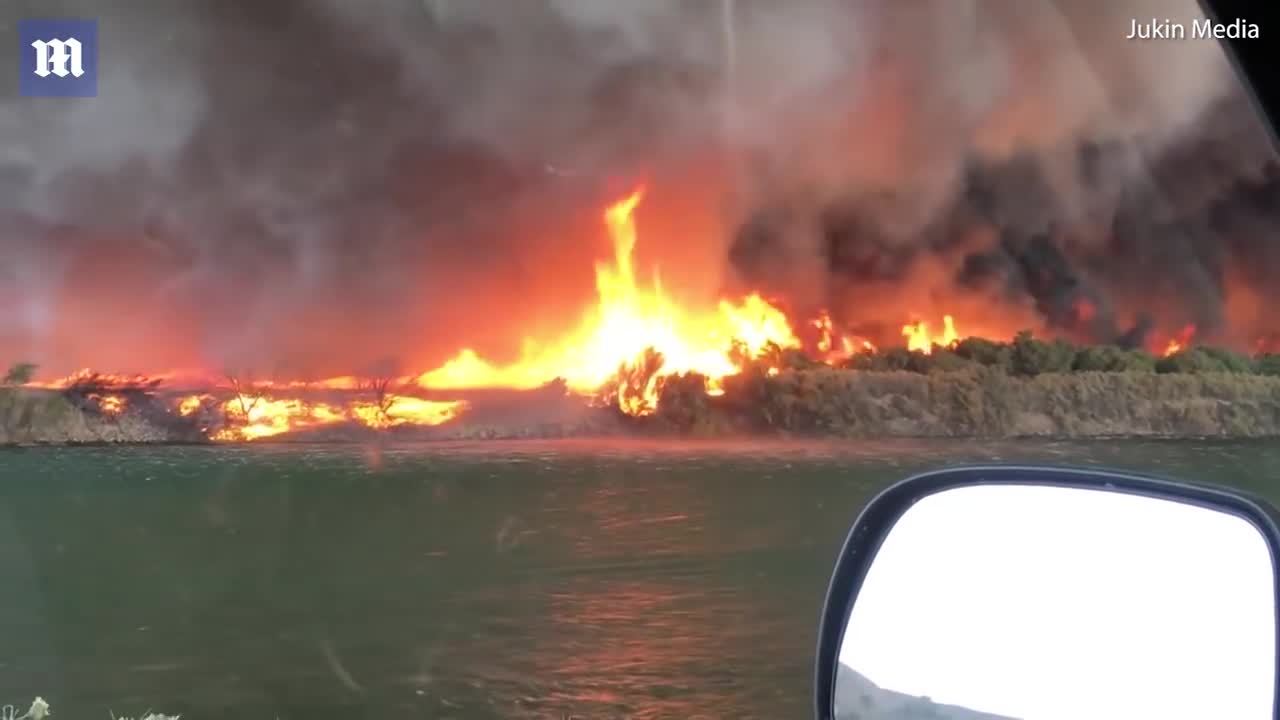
[19,19,98,98]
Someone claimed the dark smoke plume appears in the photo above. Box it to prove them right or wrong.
[726,1,1279,350]
[0,0,1276,378]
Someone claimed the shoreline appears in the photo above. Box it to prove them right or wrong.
[0,433,1272,450]
[5,366,1280,445]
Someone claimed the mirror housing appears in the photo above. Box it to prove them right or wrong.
[814,465,1280,720]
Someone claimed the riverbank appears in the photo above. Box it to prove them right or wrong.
[652,367,1280,438]
[5,367,1280,444]
[0,387,205,444]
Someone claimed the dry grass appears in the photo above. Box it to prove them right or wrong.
[656,368,1280,438]
[6,364,1280,443]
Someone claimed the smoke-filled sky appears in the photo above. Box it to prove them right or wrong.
[0,0,1276,377]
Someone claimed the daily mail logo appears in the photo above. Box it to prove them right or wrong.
[19,19,99,97]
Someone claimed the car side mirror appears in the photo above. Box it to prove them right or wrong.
[814,465,1280,720]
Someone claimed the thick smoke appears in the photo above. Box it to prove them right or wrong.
[725,0,1279,349]
[0,0,1275,378]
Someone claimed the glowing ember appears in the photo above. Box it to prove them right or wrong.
[1257,333,1280,355]
[93,394,126,415]
[902,315,959,354]
[212,396,339,441]
[28,369,169,390]
[208,393,465,441]
[418,188,802,414]
[813,310,875,362]
[350,395,468,430]
[178,395,207,416]
[814,314,835,354]
[1162,324,1197,357]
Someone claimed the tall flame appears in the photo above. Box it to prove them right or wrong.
[418,188,801,414]
[903,315,958,354]
[22,189,981,438]
[203,393,465,441]
[1162,324,1197,357]
[813,310,875,361]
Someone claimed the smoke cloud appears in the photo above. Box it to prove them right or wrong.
[0,0,1275,378]
[724,0,1277,348]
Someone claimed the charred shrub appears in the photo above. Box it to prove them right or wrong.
[844,347,913,372]
[953,338,1012,370]
[655,373,715,432]
[844,347,975,374]
[840,352,877,371]
[908,348,974,374]
[1256,354,1280,376]
[780,347,822,370]
[1072,345,1156,373]
[3,362,37,385]
[1010,331,1075,376]
[1197,346,1254,374]
[718,365,775,429]
[726,340,816,375]
[1156,348,1232,374]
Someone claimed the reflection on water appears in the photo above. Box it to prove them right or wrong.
[0,438,1278,718]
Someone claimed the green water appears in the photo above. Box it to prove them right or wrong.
[1,438,1279,719]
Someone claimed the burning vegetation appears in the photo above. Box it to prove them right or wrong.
[5,2,1280,441]
[8,189,1280,443]
[4,190,998,440]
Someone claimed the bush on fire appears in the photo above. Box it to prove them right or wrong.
[653,330,1280,436]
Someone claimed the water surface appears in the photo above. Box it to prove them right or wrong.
[1,438,1278,718]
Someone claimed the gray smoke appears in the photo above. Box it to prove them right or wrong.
[0,0,1274,378]
[724,0,1278,349]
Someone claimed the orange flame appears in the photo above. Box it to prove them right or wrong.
[417,188,801,414]
[814,314,834,354]
[16,189,990,439]
[212,396,347,441]
[812,310,875,362]
[903,315,959,354]
[1162,324,1196,357]
[92,394,126,415]
[178,394,207,416]
[198,393,466,441]
[27,369,169,390]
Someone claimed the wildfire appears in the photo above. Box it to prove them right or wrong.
[199,393,466,441]
[813,311,876,361]
[903,316,959,354]
[92,394,126,415]
[16,188,983,439]
[178,394,208,416]
[28,369,168,390]
[1162,324,1197,357]
[417,188,802,414]
[21,366,466,440]
[351,396,464,430]
[211,396,347,441]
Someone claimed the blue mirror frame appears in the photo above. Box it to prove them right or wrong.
[812,465,1280,720]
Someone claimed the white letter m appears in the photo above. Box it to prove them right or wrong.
[31,38,84,78]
